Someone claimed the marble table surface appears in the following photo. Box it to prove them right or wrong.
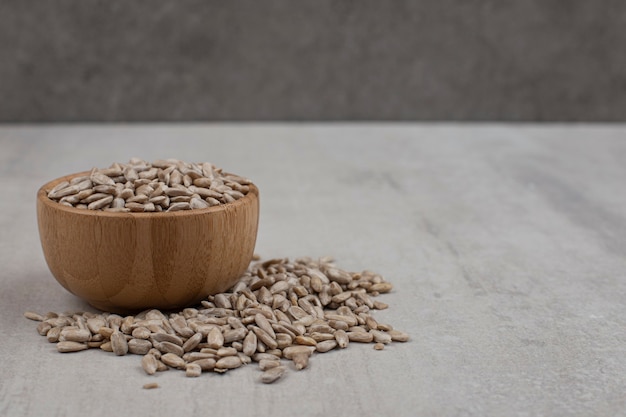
[1,124,625,417]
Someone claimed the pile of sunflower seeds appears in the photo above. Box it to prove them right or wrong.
[25,256,409,385]
[46,158,251,212]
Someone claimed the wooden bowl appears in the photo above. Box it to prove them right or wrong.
[36,171,259,313]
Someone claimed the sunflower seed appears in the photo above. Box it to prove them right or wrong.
[167,202,191,211]
[150,333,183,346]
[216,355,243,370]
[261,365,286,384]
[207,327,224,349]
[294,335,317,347]
[150,360,166,372]
[87,317,107,334]
[325,268,352,285]
[93,184,117,194]
[253,353,281,362]
[155,341,184,357]
[141,354,159,375]
[243,330,257,356]
[37,322,52,336]
[223,327,247,343]
[47,181,70,197]
[254,313,276,339]
[161,353,186,369]
[214,293,232,309]
[325,313,358,327]
[128,339,152,355]
[182,332,204,352]
[251,326,278,350]
[131,327,151,339]
[282,345,315,359]
[334,330,349,348]
[24,311,44,321]
[371,330,392,344]
[215,347,236,358]
[388,329,410,342]
[49,184,80,199]
[292,352,309,370]
[258,359,282,371]
[185,363,202,377]
[316,340,338,353]
[111,330,129,355]
[46,327,62,343]
[57,341,88,353]
[347,331,374,343]
[369,283,393,293]
[90,172,115,186]
[60,328,91,343]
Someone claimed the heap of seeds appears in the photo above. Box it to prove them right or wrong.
[25,256,408,385]
[46,158,251,212]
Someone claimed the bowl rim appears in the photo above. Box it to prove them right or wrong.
[37,170,259,218]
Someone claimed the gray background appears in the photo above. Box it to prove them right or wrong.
[1,0,625,122]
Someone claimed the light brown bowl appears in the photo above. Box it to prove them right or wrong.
[36,171,259,313]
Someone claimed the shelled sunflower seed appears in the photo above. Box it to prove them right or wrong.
[25,256,409,385]
[46,158,252,212]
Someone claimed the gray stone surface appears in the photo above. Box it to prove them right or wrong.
[1,124,626,416]
[1,1,625,122]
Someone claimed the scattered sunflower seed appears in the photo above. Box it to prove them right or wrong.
[57,341,88,353]
[26,256,407,385]
[261,365,287,384]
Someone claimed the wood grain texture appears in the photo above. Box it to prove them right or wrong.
[36,171,259,313]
